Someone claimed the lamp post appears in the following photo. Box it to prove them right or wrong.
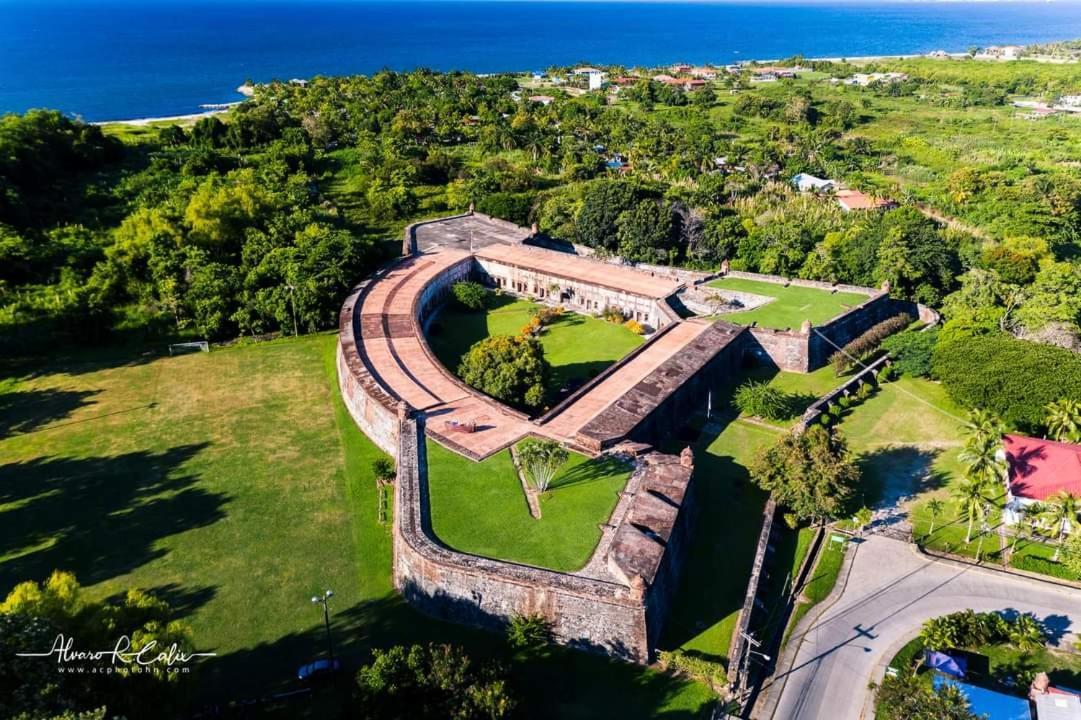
[311,589,334,662]
[286,283,299,337]
[738,631,770,699]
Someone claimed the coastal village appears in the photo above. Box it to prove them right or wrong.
[5,25,1081,720]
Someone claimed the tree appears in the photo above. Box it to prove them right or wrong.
[733,381,789,420]
[876,674,979,720]
[458,335,549,409]
[749,425,860,524]
[1,571,195,719]
[951,478,991,544]
[1045,398,1081,443]
[1007,613,1047,652]
[452,280,488,311]
[355,643,514,720]
[616,200,674,263]
[575,180,640,251]
[1038,491,1079,560]
[516,438,568,494]
[933,335,1081,433]
[881,328,938,377]
[1062,531,1081,580]
[927,498,945,536]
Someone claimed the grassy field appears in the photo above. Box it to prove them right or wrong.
[428,295,644,400]
[737,364,846,429]
[661,410,785,665]
[832,376,968,512]
[707,277,869,330]
[426,440,630,571]
[0,334,716,717]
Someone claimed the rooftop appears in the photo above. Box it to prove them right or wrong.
[1005,434,1081,501]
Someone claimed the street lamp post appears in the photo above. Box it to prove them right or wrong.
[286,283,299,337]
[311,589,335,663]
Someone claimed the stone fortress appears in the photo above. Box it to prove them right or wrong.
[336,211,928,663]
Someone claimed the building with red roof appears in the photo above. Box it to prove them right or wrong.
[835,189,896,212]
[1003,434,1081,526]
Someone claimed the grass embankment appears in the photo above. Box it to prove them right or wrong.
[0,334,715,716]
[426,440,630,572]
[707,277,869,330]
[428,295,644,399]
[785,534,848,640]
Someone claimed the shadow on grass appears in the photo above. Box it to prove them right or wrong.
[0,443,228,589]
[855,446,949,512]
[549,457,629,491]
[199,590,715,719]
[0,387,102,437]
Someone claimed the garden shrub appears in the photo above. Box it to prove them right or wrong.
[734,380,789,420]
[623,318,645,335]
[882,327,938,377]
[1011,553,1076,581]
[657,649,725,691]
[830,313,912,375]
[458,334,549,409]
[452,280,488,310]
[506,614,552,651]
[475,191,535,226]
[932,334,1081,432]
[601,305,625,323]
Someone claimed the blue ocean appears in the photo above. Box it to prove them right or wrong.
[4,0,1081,121]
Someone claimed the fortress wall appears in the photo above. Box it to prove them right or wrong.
[393,415,654,662]
[337,279,403,457]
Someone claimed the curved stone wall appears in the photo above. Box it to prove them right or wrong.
[394,415,657,662]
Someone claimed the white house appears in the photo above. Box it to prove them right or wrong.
[573,67,607,91]
[792,173,835,193]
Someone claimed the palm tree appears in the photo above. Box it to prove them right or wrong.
[927,498,945,537]
[1045,398,1081,444]
[952,478,991,544]
[1038,491,1080,561]
[965,408,1004,449]
[959,435,1008,490]
[1008,614,1047,652]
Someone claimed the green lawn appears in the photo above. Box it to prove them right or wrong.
[785,534,849,640]
[707,277,869,330]
[0,334,715,717]
[661,412,785,665]
[426,440,630,572]
[428,296,644,400]
[833,376,968,511]
[737,364,846,429]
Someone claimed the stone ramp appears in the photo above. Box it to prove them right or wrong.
[541,320,714,438]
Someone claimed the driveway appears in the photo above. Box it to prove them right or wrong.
[759,534,1081,720]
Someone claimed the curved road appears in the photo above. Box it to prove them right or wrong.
[760,534,1081,720]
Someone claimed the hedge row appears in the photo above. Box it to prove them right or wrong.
[830,313,912,375]
[932,334,1081,432]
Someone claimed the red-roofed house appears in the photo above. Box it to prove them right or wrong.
[1002,434,1081,527]
[835,189,896,212]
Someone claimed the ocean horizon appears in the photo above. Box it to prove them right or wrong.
[5,0,1081,121]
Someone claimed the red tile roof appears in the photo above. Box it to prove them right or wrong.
[835,189,894,211]
[1005,434,1081,501]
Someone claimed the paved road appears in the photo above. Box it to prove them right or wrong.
[760,534,1081,720]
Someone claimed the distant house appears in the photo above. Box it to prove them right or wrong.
[572,67,607,91]
[835,189,895,212]
[670,63,692,75]
[980,45,1024,60]
[792,173,835,193]
[845,72,908,87]
[690,66,717,79]
[652,74,678,83]
[612,76,640,86]
[528,95,555,106]
[1002,434,1081,527]
[753,66,797,79]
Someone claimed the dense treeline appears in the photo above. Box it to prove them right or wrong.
[2,59,1081,362]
